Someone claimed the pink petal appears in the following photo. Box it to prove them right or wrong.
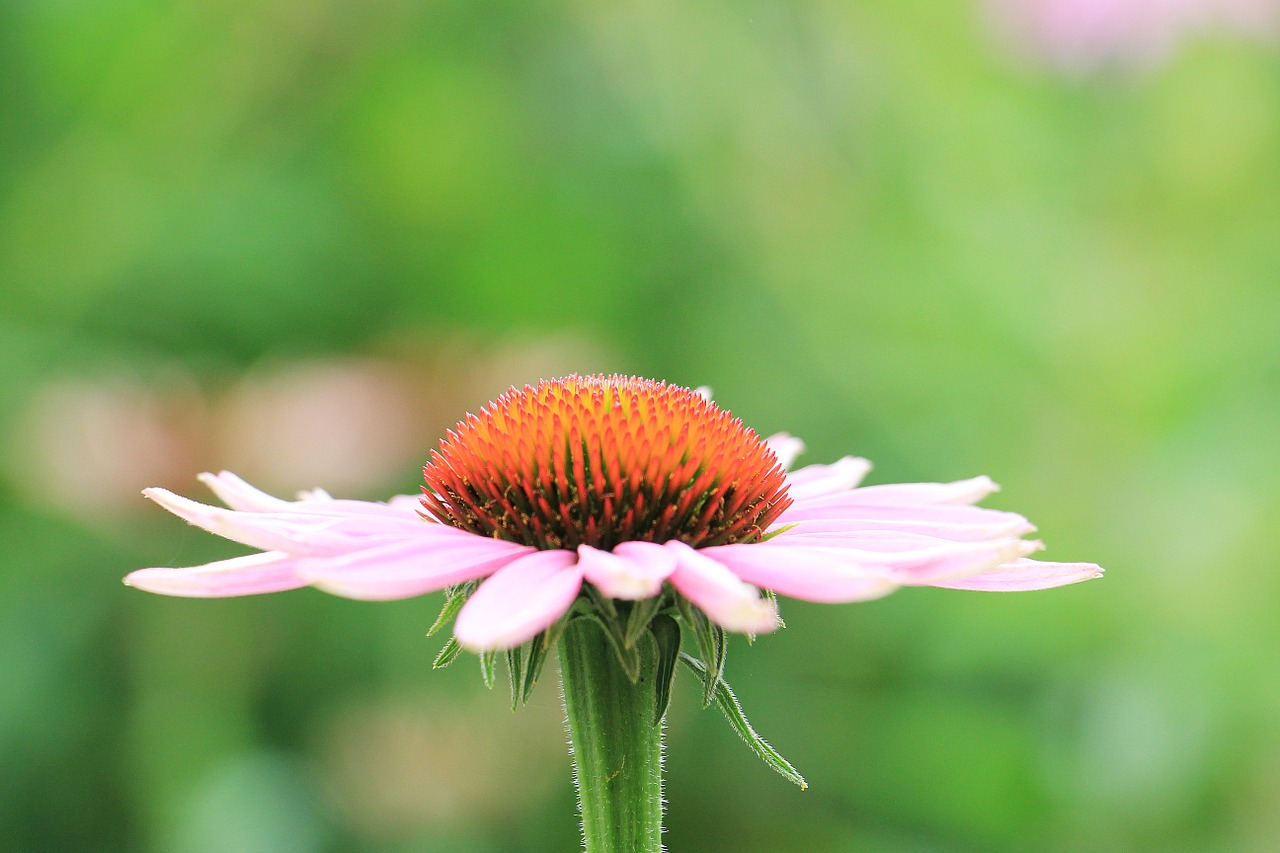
[764,432,806,471]
[780,514,1035,540]
[300,537,532,601]
[144,488,435,555]
[775,529,961,545]
[779,499,1031,530]
[929,558,1104,591]
[124,551,307,597]
[703,542,900,603]
[144,488,358,555]
[388,494,428,513]
[454,550,584,651]
[837,475,999,506]
[198,471,423,519]
[784,457,874,500]
[197,471,296,512]
[578,542,675,600]
[665,541,779,633]
[759,538,1044,583]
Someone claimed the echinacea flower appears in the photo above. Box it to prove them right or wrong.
[127,375,1102,652]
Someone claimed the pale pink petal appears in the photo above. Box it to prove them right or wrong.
[454,550,584,651]
[779,499,1030,531]
[775,529,971,546]
[578,542,675,600]
[929,558,1104,591]
[197,471,296,511]
[702,542,901,603]
[300,537,532,601]
[764,432,806,471]
[144,488,359,555]
[754,538,1043,584]
[837,475,1000,506]
[388,494,428,513]
[785,457,874,500]
[124,551,306,597]
[198,471,422,519]
[296,487,333,501]
[779,513,1035,541]
[291,513,450,538]
[665,541,779,633]
[284,494,425,519]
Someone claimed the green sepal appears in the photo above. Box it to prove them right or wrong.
[582,584,618,620]
[524,614,571,703]
[427,581,477,636]
[679,653,807,790]
[432,636,463,669]
[505,644,525,711]
[649,614,681,726]
[677,596,726,707]
[763,589,784,629]
[584,614,641,682]
[624,592,668,648]
[479,650,498,689]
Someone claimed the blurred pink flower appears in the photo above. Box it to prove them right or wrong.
[987,0,1278,73]
[126,376,1102,651]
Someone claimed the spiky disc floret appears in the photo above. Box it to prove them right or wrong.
[421,375,792,550]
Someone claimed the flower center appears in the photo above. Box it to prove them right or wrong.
[421,375,792,550]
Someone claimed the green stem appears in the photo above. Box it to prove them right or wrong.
[559,618,664,853]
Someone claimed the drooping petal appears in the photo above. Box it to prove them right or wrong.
[578,542,675,600]
[784,457,874,500]
[124,551,307,597]
[300,536,532,601]
[755,538,1043,584]
[144,488,361,555]
[779,499,1031,532]
[703,542,901,603]
[928,559,1104,592]
[778,515,1034,541]
[198,471,423,519]
[197,471,296,512]
[665,541,779,633]
[764,433,806,471]
[836,475,999,506]
[454,550,584,651]
[773,504,1034,537]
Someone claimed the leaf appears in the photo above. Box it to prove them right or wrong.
[679,653,807,790]
[432,636,463,669]
[649,615,681,726]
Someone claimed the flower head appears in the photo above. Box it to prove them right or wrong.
[127,375,1102,654]
[421,376,790,550]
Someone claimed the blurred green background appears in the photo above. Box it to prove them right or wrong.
[3,1,1279,851]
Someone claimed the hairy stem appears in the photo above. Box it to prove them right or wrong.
[559,618,665,852]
